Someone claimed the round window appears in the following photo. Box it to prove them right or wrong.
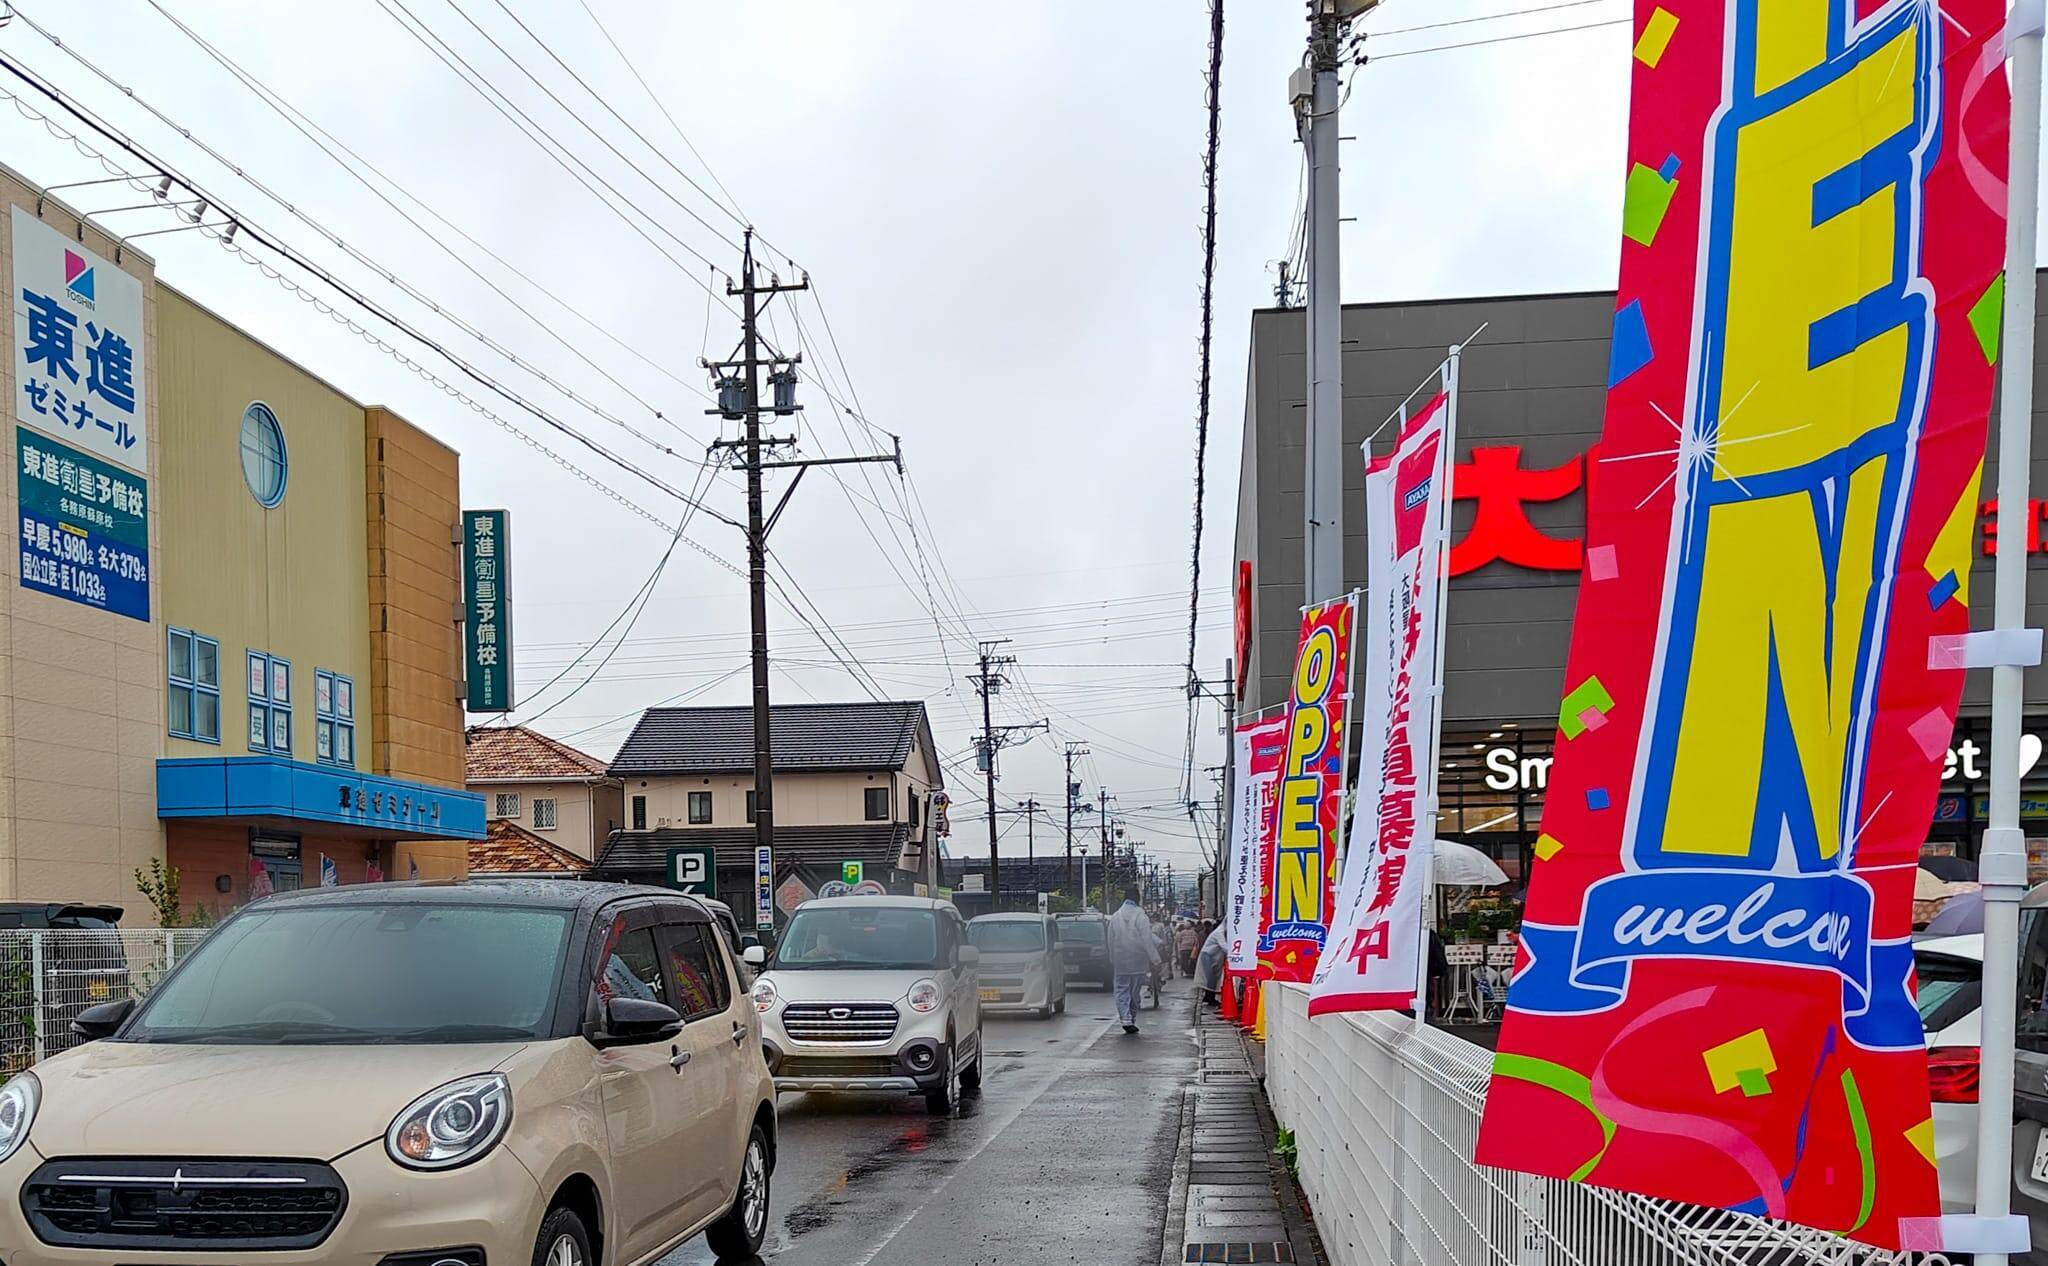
[239,403,287,508]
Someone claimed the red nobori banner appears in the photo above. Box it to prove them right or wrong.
[1474,0,2009,1246]
[1260,595,1355,984]
[1228,716,1289,973]
[1312,393,1448,1015]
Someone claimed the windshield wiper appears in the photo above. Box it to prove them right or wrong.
[376,1023,535,1044]
[149,1020,369,1045]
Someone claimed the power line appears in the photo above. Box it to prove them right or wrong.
[1371,15,1630,59]
[1366,0,1619,38]
[1184,0,1226,807]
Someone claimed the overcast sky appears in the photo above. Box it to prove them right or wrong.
[0,1,1650,878]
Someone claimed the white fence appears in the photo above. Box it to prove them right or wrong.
[0,929,208,1074]
[1263,981,1953,1266]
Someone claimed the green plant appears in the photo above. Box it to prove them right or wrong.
[1273,1127,1299,1180]
[133,859,184,928]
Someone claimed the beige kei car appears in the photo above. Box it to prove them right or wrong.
[0,880,777,1266]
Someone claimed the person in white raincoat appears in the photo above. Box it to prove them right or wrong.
[1108,889,1160,1034]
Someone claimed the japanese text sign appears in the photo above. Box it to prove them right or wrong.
[1314,392,1449,1014]
[12,208,146,474]
[463,509,515,712]
[17,427,148,622]
[755,846,775,929]
[1259,594,1354,983]
[1226,715,1287,973]
[1474,0,2009,1246]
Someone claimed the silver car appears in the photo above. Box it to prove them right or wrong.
[967,913,1067,1018]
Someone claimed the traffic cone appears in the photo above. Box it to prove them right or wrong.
[1218,970,1241,1021]
[1246,977,1265,1039]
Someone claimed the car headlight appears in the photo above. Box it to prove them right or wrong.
[386,1074,510,1171]
[907,978,941,1013]
[752,977,780,1013]
[0,1073,38,1165]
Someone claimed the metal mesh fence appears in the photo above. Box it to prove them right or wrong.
[1264,981,1958,1266]
[0,929,208,1075]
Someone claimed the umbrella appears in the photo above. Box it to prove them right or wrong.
[1920,855,1976,882]
[1923,887,1986,936]
[1431,839,1509,887]
[1915,867,1962,901]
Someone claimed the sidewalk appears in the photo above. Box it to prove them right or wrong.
[1163,1004,1320,1265]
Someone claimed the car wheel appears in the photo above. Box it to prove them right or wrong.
[532,1206,593,1266]
[705,1124,772,1260]
[925,1047,960,1114]
[960,1043,984,1095]
[1055,994,1067,1015]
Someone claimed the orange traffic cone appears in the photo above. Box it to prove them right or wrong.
[1219,970,1241,1021]
[1245,977,1265,1038]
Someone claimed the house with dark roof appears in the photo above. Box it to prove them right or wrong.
[465,726,623,862]
[595,701,946,911]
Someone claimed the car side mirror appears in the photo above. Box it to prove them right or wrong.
[71,997,134,1043]
[958,945,980,968]
[597,996,683,1047]
[742,945,767,967]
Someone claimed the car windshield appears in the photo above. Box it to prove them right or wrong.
[125,901,572,1044]
[971,921,1045,952]
[1915,952,1982,1036]
[775,905,939,970]
[1057,919,1105,945]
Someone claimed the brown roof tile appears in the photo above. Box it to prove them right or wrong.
[466,725,609,781]
[470,819,591,875]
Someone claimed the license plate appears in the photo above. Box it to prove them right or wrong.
[978,989,1000,1002]
[2031,1127,2048,1184]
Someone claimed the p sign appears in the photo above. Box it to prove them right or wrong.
[666,846,716,898]
[841,860,864,886]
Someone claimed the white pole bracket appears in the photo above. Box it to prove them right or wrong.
[2014,0,2047,43]
[1928,627,2044,670]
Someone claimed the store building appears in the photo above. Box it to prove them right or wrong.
[0,162,482,922]
[466,724,622,861]
[1232,283,2048,885]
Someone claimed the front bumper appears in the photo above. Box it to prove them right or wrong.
[761,1000,954,1096]
[977,971,1055,1014]
[0,1139,547,1266]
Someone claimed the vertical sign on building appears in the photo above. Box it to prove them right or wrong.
[463,510,514,712]
[754,846,775,930]
[1473,0,2009,1246]
[12,208,150,621]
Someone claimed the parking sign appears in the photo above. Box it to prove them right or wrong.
[841,860,863,886]
[666,846,716,898]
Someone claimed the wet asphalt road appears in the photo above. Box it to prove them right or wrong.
[662,976,1198,1266]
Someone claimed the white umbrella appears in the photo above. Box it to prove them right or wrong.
[1431,838,1509,887]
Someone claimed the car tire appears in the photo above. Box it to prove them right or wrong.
[532,1205,594,1266]
[1055,994,1067,1015]
[705,1123,772,1261]
[925,1047,960,1114]
[960,1042,983,1095]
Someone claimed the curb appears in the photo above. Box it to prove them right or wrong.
[1157,1083,1198,1266]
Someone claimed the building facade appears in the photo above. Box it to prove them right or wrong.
[0,162,481,923]
[595,701,946,913]
[466,724,622,861]
[1233,284,2048,883]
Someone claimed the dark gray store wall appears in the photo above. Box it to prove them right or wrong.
[1232,278,2048,723]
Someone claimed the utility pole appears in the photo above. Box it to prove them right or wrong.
[705,231,900,878]
[1024,799,1038,870]
[1293,1,1377,603]
[1063,743,1088,898]
[971,640,1045,909]
[1098,788,1111,911]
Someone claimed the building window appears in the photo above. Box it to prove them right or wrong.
[631,795,647,831]
[865,786,891,822]
[746,790,757,824]
[688,791,712,825]
[314,670,355,767]
[247,651,291,755]
[493,792,522,820]
[239,402,288,508]
[167,628,220,742]
[533,798,558,830]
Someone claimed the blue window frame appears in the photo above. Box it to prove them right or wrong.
[240,402,288,508]
[248,651,292,755]
[167,628,220,743]
[315,669,355,767]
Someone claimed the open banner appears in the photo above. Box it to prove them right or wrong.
[1228,716,1289,973]
[1260,596,1356,984]
[1472,0,2010,1246]
[1312,393,1449,1014]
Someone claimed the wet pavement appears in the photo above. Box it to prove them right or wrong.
[662,977,1199,1266]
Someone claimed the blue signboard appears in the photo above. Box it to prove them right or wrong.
[16,427,148,621]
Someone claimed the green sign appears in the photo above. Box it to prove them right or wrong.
[463,509,514,711]
[16,428,149,622]
[841,860,863,886]
[668,846,717,898]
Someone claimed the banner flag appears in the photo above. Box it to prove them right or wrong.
[1312,392,1449,1015]
[1228,716,1289,972]
[1473,0,2010,1245]
[1259,595,1356,983]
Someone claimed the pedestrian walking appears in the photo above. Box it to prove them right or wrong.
[1108,888,1160,1033]
[1175,920,1199,977]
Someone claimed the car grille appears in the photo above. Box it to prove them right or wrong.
[781,1001,899,1043]
[779,1055,902,1078]
[980,974,1026,990]
[23,1158,346,1251]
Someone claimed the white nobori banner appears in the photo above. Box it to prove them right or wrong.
[1225,715,1287,973]
[1311,389,1451,1015]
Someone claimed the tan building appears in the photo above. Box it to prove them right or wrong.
[595,701,946,916]
[0,161,482,923]
[465,725,622,861]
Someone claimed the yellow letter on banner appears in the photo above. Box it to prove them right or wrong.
[1276,626,1337,923]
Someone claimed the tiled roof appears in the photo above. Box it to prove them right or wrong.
[466,725,609,782]
[469,819,591,875]
[594,823,912,875]
[608,702,931,777]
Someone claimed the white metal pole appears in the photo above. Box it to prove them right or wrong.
[1414,349,1462,1022]
[1301,11,1345,605]
[1976,8,2042,1264]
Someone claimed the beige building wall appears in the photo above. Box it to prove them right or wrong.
[366,407,463,789]
[619,730,944,833]
[0,172,165,910]
[476,777,622,860]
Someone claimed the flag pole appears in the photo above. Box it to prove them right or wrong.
[1975,5,2043,1262]
[1413,345,1462,1023]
